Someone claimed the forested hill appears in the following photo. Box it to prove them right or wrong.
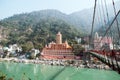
[0,9,85,49]
[1,9,85,31]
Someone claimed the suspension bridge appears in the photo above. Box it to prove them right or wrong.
[88,0,120,74]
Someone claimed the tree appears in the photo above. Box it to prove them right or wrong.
[22,41,34,53]
[72,44,85,56]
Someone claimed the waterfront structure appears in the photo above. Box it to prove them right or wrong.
[41,32,74,60]
[94,32,113,50]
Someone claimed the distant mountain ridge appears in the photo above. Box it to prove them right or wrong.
[1,0,120,32]
[0,0,119,48]
[69,0,120,31]
[2,9,84,32]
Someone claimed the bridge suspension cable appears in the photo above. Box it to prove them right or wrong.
[90,0,97,49]
[97,10,120,48]
[111,0,120,46]
[90,0,120,74]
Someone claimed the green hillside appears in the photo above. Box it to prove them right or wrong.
[0,10,85,50]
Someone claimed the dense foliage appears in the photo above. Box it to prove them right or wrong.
[0,10,85,50]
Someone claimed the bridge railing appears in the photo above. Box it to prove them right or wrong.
[90,49,120,74]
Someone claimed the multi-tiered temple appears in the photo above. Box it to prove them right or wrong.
[41,32,74,60]
[94,32,113,50]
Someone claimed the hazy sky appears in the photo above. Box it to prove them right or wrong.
[0,0,119,20]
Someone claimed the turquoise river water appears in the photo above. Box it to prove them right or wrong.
[0,62,120,80]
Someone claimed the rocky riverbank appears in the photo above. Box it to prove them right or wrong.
[0,58,111,70]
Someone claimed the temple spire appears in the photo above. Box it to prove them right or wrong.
[56,32,62,44]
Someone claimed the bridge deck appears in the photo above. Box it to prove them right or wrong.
[89,51,120,74]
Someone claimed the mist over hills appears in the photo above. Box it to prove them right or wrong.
[0,1,119,48]
[70,0,120,31]
[1,9,85,32]
[1,0,120,32]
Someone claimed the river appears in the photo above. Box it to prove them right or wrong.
[0,62,120,80]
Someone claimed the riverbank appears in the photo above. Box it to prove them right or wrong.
[0,58,111,70]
